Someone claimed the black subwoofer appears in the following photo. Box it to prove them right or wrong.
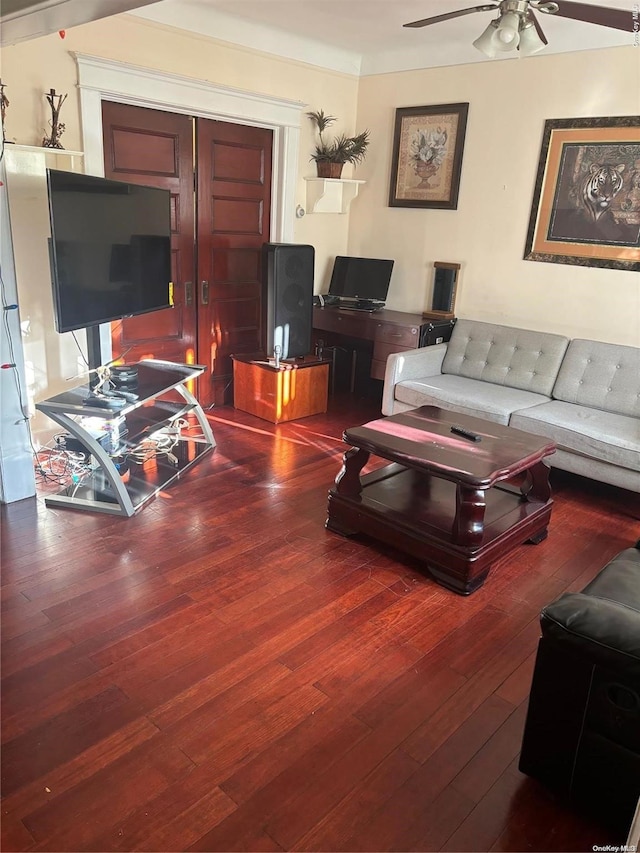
[262,243,314,360]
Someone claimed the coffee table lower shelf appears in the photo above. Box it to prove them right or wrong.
[326,463,552,594]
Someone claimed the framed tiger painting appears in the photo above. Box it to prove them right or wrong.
[524,116,640,271]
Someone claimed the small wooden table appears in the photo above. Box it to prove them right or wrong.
[232,355,330,424]
[326,406,556,594]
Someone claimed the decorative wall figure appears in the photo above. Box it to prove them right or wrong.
[0,80,10,144]
[42,88,67,149]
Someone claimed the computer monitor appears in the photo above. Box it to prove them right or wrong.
[328,256,394,306]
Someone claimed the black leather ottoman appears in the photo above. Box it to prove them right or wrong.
[519,543,640,835]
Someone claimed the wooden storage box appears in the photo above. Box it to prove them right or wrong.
[232,355,329,424]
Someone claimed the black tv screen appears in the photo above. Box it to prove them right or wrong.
[328,255,394,303]
[46,169,172,333]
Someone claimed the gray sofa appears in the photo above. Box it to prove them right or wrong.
[382,319,640,493]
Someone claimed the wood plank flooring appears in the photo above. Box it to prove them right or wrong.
[2,395,638,852]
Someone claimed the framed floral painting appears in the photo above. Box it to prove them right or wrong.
[388,103,469,209]
[524,115,640,271]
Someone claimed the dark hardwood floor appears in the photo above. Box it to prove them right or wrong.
[2,393,638,852]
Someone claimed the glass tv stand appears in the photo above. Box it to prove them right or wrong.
[35,359,215,517]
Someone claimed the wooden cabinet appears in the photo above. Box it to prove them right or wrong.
[232,355,329,423]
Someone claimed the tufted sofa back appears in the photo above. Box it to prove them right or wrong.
[442,319,570,396]
[552,338,640,417]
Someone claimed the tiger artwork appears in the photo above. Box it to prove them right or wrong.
[581,162,625,221]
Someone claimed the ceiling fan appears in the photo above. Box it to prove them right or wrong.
[404,0,635,58]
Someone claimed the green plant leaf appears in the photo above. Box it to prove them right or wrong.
[307,110,370,165]
[306,109,337,133]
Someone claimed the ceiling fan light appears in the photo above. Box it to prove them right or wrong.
[518,20,547,54]
[472,20,500,57]
[494,10,521,50]
[497,27,517,43]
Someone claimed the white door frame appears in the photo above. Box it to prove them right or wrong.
[75,53,305,360]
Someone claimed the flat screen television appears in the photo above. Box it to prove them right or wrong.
[327,255,394,306]
[46,168,172,334]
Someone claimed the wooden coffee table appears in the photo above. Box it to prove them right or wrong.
[326,406,556,594]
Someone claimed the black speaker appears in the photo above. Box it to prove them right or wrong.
[262,243,315,360]
[424,261,460,321]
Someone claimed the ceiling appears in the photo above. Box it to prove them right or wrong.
[0,0,160,45]
[1,0,635,72]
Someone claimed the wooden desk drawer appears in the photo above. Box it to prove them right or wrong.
[371,359,387,381]
[374,323,420,347]
[373,340,416,363]
[315,310,370,338]
[371,342,416,381]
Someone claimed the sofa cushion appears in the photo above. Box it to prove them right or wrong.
[395,374,551,425]
[552,338,640,418]
[511,400,640,470]
[441,319,570,397]
[540,546,640,675]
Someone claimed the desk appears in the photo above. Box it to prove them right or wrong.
[312,307,455,390]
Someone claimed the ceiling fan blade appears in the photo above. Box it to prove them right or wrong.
[528,9,549,43]
[404,4,498,28]
[549,0,636,31]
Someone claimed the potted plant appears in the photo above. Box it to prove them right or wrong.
[307,109,370,179]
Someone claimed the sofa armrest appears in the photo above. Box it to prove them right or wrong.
[381,344,448,415]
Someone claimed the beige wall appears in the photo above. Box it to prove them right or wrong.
[1,16,639,441]
[352,47,640,345]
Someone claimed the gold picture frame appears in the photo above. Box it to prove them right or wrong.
[388,103,469,210]
[524,115,640,271]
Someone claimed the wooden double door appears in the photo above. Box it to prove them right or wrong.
[102,102,273,407]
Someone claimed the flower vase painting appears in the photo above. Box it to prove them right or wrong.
[389,103,469,209]
[412,127,449,188]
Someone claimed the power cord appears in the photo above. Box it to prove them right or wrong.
[35,434,92,486]
[125,417,191,467]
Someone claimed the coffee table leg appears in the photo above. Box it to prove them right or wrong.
[520,460,552,544]
[453,485,486,547]
[335,446,369,498]
[520,460,552,504]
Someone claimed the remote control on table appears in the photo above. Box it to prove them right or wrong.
[450,425,482,442]
[82,395,127,409]
[106,390,139,403]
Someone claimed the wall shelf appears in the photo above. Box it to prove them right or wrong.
[9,144,84,156]
[304,177,365,214]
[6,144,84,170]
